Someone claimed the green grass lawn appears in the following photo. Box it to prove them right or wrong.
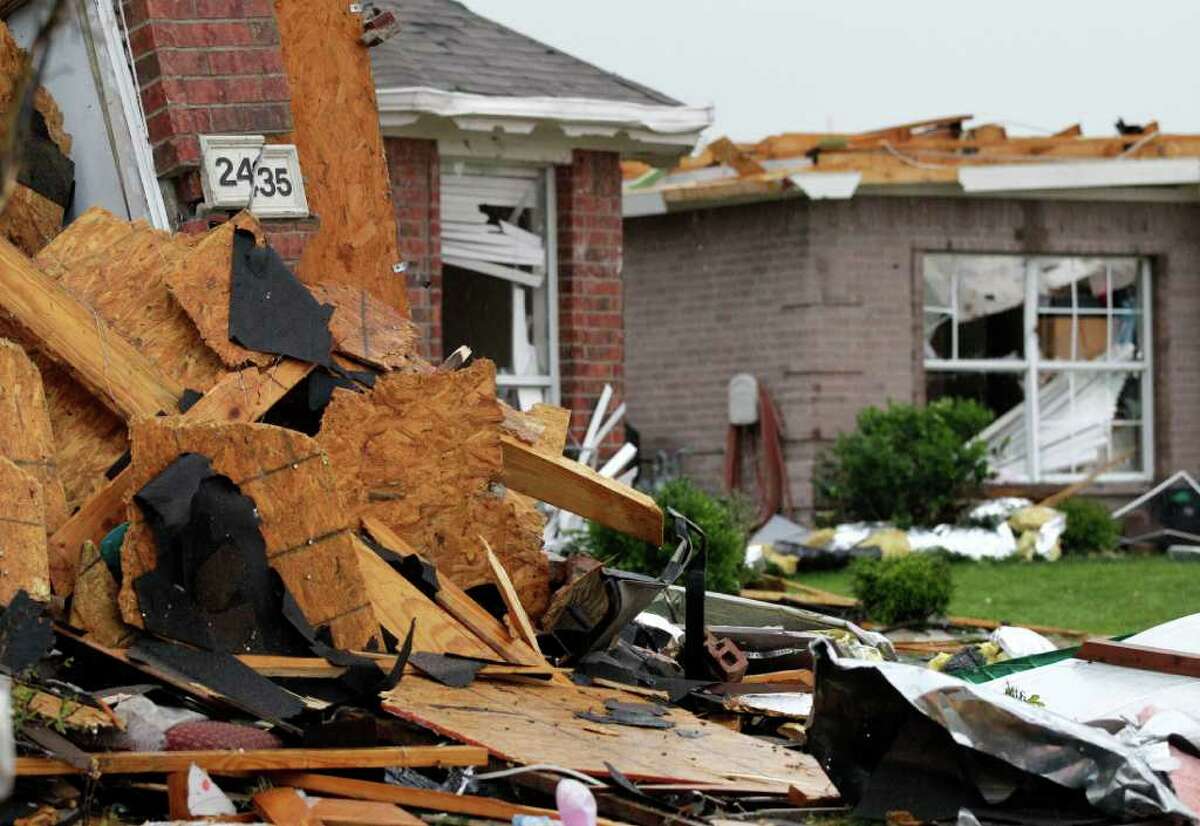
[792,555,1200,635]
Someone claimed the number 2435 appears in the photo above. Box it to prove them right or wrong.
[214,156,293,197]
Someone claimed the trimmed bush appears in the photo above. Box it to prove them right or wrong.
[1058,498,1120,555]
[815,398,993,528]
[851,554,954,625]
[573,478,751,594]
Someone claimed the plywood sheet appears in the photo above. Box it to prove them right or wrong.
[36,207,229,390]
[162,215,273,370]
[118,418,380,651]
[69,540,133,649]
[0,21,71,156]
[272,0,408,315]
[381,677,837,797]
[308,283,419,370]
[0,338,66,532]
[0,309,123,519]
[0,455,49,602]
[0,184,63,257]
[317,361,548,618]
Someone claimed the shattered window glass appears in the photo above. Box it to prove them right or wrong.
[923,254,1151,483]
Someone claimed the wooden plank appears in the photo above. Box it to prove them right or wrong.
[740,669,815,688]
[310,797,423,825]
[307,283,419,371]
[501,434,663,545]
[47,359,313,596]
[708,136,766,177]
[274,773,597,825]
[16,746,488,776]
[380,676,837,796]
[340,516,544,667]
[1077,639,1200,678]
[483,539,540,652]
[235,653,555,679]
[255,787,325,825]
[351,536,497,660]
[945,615,1089,639]
[0,235,182,419]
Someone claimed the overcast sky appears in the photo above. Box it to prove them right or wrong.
[463,0,1200,145]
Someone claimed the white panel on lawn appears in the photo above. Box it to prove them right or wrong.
[441,170,547,287]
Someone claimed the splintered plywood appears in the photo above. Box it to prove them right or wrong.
[0,455,50,603]
[118,418,380,651]
[0,339,66,532]
[0,185,63,257]
[163,216,273,370]
[271,0,408,315]
[381,677,838,797]
[69,541,133,649]
[317,361,549,618]
[0,317,124,513]
[0,21,71,155]
[36,207,229,391]
[308,283,420,370]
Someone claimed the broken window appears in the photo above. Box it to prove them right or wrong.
[440,161,557,411]
[924,254,1152,483]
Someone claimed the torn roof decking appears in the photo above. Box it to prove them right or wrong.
[625,115,1200,209]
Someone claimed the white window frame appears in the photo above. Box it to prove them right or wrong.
[924,254,1153,484]
[440,161,560,408]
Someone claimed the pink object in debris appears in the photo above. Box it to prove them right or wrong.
[164,720,282,752]
[555,778,597,826]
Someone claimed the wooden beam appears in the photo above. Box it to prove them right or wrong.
[47,360,313,595]
[16,746,488,776]
[274,773,609,825]
[360,515,544,667]
[483,539,541,652]
[309,798,424,825]
[1077,639,1200,678]
[0,235,182,419]
[255,787,325,825]
[500,435,662,545]
[235,653,555,680]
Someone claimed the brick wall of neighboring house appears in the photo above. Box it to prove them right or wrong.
[556,150,625,449]
[386,137,442,361]
[125,0,317,255]
[623,197,1200,515]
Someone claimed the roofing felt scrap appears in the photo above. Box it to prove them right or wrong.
[0,456,50,604]
[0,591,53,673]
[317,360,549,619]
[0,338,67,533]
[119,418,381,652]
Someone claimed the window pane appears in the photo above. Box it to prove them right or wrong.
[955,257,1025,360]
[926,370,1027,480]
[1036,369,1143,476]
[924,311,952,359]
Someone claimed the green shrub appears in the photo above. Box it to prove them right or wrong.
[573,478,751,594]
[1058,498,1120,555]
[851,554,954,625]
[815,398,993,528]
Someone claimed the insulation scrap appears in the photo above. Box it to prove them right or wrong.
[317,359,550,618]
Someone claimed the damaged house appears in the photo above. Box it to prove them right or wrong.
[621,116,1200,513]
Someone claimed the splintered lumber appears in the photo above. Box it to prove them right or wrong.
[1078,639,1200,678]
[15,745,487,776]
[68,541,133,648]
[361,515,543,667]
[501,402,571,458]
[163,215,273,370]
[236,653,554,680]
[35,207,227,391]
[317,360,549,618]
[310,797,424,825]
[0,455,50,602]
[351,535,495,660]
[381,677,837,797]
[273,0,408,314]
[118,418,380,650]
[308,283,420,370]
[0,338,67,532]
[273,774,587,824]
[501,435,663,546]
[48,359,312,595]
[483,541,540,653]
[0,235,182,419]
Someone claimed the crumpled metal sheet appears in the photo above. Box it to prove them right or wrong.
[808,638,1196,821]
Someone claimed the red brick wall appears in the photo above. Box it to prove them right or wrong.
[385,137,441,361]
[623,197,1200,516]
[556,150,625,449]
[126,0,293,178]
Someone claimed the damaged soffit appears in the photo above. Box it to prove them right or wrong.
[624,114,1200,216]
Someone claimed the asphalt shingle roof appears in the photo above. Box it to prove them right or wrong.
[371,0,681,106]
